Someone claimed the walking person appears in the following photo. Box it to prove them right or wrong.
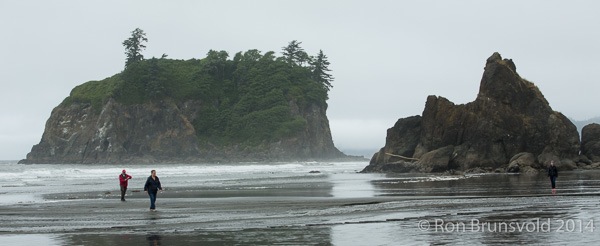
[144,170,163,211]
[547,160,558,194]
[119,169,132,201]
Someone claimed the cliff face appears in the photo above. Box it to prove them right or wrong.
[363,53,581,173]
[20,98,344,164]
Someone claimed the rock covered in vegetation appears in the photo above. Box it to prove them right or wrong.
[20,49,348,164]
[362,52,580,173]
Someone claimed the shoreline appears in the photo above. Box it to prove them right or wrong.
[2,187,598,235]
[2,164,600,244]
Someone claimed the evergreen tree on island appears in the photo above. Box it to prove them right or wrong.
[122,28,148,68]
[310,50,334,91]
[282,40,310,67]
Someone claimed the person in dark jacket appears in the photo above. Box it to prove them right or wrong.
[119,169,133,201]
[547,160,558,194]
[144,170,163,211]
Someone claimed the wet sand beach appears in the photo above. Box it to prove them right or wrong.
[2,162,600,245]
[3,190,600,245]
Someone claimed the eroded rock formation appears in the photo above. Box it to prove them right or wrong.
[363,52,580,173]
[20,98,345,164]
[582,123,600,163]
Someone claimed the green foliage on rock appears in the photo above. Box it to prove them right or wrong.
[61,43,332,146]
[61,74,122,112]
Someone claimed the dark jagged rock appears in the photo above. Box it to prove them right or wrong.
[20,98,347,164]
[362,52,581,173]
[582,123,600,162]
[370,116,421,165]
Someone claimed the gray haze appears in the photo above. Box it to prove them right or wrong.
[1,1,599,160]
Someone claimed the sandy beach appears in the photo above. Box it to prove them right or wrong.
[1,185,414,245]
[2,162,600,245]
[3,186,600,245]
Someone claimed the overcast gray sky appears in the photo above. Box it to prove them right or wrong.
[1,0,599,160]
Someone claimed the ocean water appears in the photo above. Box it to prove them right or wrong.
[0,161,371,204]
[1,161,600,245]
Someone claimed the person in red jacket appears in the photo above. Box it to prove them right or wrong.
[119,169,133,201]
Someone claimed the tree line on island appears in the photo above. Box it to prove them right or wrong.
[122,28,333,92]
[62,28,336,146]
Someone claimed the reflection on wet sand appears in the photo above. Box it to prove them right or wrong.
[57,228,332,246]
[2,168,600,245]
[146,235,160,246]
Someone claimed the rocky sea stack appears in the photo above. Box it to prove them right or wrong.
[363,52,583,173]
[20,47,349,164]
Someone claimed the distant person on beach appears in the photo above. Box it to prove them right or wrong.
[547,160,558,194]
[144,170,163,211]
[119,169,132,201]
